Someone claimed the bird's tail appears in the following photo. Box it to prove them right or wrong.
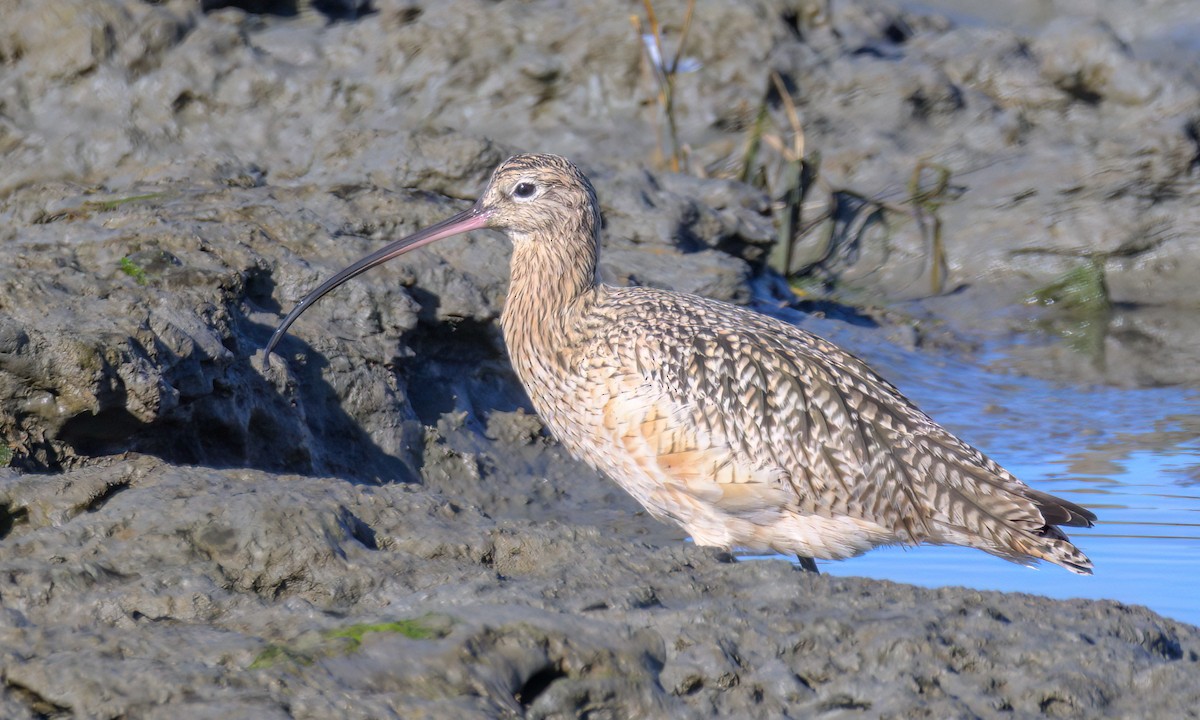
[1026,533,1094,575]
[1023,488,1096,574]
[945,523,1095,575]
[927,486,1097,574]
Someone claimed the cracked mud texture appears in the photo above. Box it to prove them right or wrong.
[2,0,1200,717]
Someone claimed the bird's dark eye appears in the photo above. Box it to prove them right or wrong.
[513,182,537,199]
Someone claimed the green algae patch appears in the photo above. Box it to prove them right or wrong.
[325,616,454,649]
[1028,260,1112,356]
[249,614,455,670]
[249,644,314,670]
[1030,261,1110,316]
[119,257,149,286]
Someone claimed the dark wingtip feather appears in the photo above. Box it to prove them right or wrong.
[1026,488,1097,528]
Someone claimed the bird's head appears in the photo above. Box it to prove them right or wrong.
[477,153,601,244]
[264,153,599,357]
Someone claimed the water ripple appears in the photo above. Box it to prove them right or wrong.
[751,309,1200,627]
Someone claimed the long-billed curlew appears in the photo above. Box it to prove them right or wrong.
[266,153,1096,574]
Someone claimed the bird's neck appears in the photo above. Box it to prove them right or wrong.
[500,225,601,371]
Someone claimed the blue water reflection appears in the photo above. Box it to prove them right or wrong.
[749,310,1200,628]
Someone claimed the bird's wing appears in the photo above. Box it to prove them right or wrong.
[583,287,1090,551]
[599,364,798,513]
[589,356,833,553]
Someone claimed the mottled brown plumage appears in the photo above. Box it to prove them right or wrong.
[267,153,1096,574]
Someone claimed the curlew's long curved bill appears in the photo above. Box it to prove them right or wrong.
[264,204,491,357]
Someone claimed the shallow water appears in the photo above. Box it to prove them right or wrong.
[748,310,1200,628]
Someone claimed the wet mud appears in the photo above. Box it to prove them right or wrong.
[2,0,1198,716]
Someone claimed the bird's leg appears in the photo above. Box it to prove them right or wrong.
[796,555,820,574]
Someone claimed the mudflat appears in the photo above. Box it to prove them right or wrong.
[1,1,1197,717]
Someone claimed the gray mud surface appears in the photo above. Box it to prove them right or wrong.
[2,0,1199,717]
[3,459,1198,719]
